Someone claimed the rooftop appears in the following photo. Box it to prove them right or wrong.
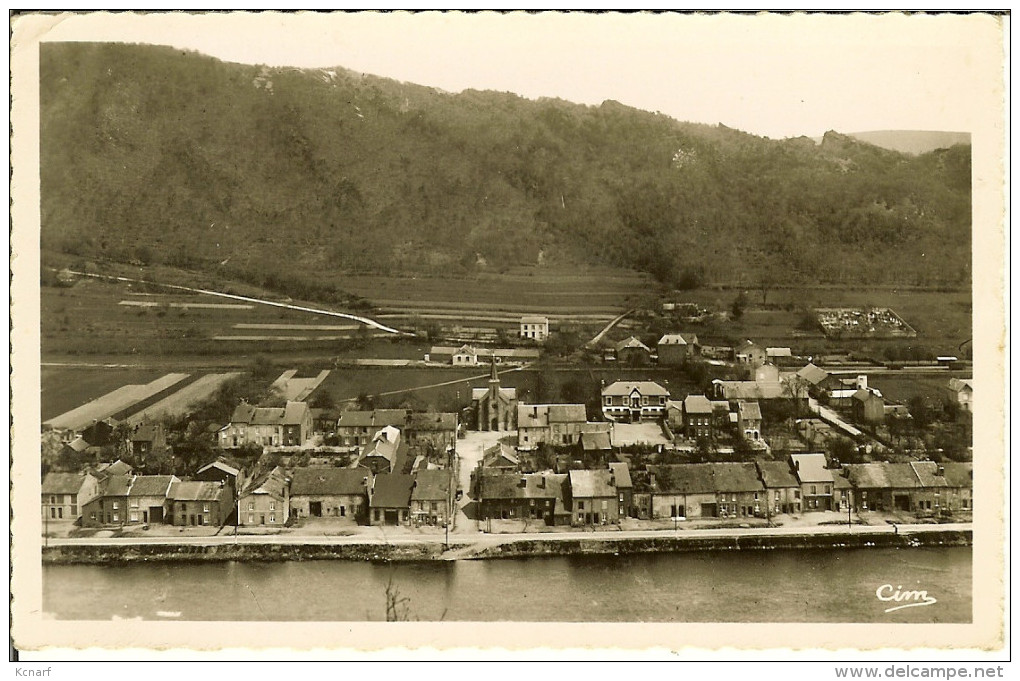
[127,475,177,497]
[602,381,669,397]
[790,453,833,484]
[411,469,452,501]
[290,467,372,496]
[683,395,713,414]
[370,473,415,508]
[42,472,87,495]
[170,480,228,502]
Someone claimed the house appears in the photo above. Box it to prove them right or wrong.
[471,359,518,431]
[755,460,802,515]
[711,374,786,401]
[126,475,178,524]
[368,473,415,526]
[734,340,767,367]
[520,316,550,342]
[766,347,793,360]
[828,375,869,408]
[169,480,232,527]
[403,412,458,458]
[677,395,713,440]
[711,462,767,518]
[842,462,918,513]
[609,462,634,517]
[614,336,652,365]
[601,381,669,422]
[516,403,587,449]
[945,378,973,412]
[335,409,406,447]
[238,466,289,526]
[665,400,684,433]
[940,462,974,513]
[310,408,340,436]
[41,472,99,522]
[218,401,313,448]
[452,345,479,366]
[289,467,371,522]
[790,453,834,511]
[736,401,763,441]
[476,472,570,525]
[428,346,542,365]
[81,419,116,447]
[195,458,242,487]
[647,464,716,520]
[356,425,409,475]
[579,430,613,453]
[410,469,453,526]
[81,474,133,527]
[480,442,520,471]
[93,459,133,479]
[657,333,700,366]
[852,388,885,424]
[129,423,167,460]
[568,468,620,526]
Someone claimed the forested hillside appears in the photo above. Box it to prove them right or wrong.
[40,43,972,290]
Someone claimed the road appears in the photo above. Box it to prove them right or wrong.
[47,522,970,548]
[586,309,635,348]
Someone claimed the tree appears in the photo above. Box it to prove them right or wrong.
[908,396,934,429]
[250,354,275,382]
[731,291,748,320]
[310,390,336,410]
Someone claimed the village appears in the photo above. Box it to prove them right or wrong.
[40,306,975,544]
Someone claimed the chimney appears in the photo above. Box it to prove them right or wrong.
[937,465,945,477]
[795,460,800,471]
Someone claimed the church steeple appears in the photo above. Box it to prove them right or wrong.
[489,354,499,384]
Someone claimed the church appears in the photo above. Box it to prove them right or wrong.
[471,358,518,431]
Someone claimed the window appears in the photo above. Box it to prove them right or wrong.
[604,396,611,406]
[754,492,759,500]
[90,512,96,521]
[269,502,276,511]
[269,515,276,523]
[181,503,187,512]
[578,501,585,510]
[130,512,138,522]
[203,504,210,513]
[642,397,649,405]
[794,491,801,499]
[50,508,56,518]
[49,495,56,504]
[810,485,817,495]
[340,506,346,517]
[131,500,139,508]
[247,514,254,523]
[824,485,831,495]
[112,513,119,522]
[248,502,254,511]
[112,502,119,510]
[374,510,380,521]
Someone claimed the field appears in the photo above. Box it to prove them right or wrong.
[43,372,190,430]
[869,373,967,406]
[40,366,166,422]
[122,372,243,426]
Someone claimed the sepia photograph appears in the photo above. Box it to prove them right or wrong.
[9,10,1008,659]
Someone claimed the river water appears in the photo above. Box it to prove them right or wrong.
[43,546,970,623]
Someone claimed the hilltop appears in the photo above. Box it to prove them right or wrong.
[41,43,972,294]
[844,130,971,156]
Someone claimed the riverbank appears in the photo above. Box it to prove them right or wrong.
[41,525,971,565]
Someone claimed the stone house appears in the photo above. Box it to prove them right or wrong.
[41,472,99,522]
[614,336,652,365]
[218,401,313,448]
[368,473,415,526]
[755,460,802,515]
[568,468,620,526]
[519,316,550,342]
[790,453,834,512]
[126,474,178,525]
[517,403,587,450]
[335,409,406,447]
[238,466,290,526]
[410,469,453,527]
[289,467,370,521]
[657,333,700,366]
[169,480,232,527]
[477,472,570,525]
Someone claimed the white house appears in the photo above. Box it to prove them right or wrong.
[519,316,550,342]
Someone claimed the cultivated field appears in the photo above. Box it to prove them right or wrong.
[122,372,243,426]
[41,366,166,422]
[43,373,190,430]
[869,374,967,406]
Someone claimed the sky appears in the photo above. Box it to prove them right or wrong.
[21,11,1006,140]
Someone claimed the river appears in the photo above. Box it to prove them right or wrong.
[43,546,970,623]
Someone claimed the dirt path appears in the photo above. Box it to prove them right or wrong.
[586,308,635,348]
[67,270,409,335]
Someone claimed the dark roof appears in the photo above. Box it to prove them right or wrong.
[569,469,616,498]
[291,467,371,496]
[241,466,289,499]
[756,460,799,488]
[844,463,919,489]
[411,469,451,501]
[97,474,132,497]
[941,462,973,487]
[41,472,87,495]
[711,463,764,493]
[737,401,762,420]
[370,473,415,508]
[797,363,830,386]
[648,464,715,495]
[103,460,133,477]
[130,424,162,442]
[337,409,406,428]
[128,475,176,497]
[405,412,457,432]
[648,463,762,494]
[608,462,632,489]
[478,472,566,501]
[170,480,228,502]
